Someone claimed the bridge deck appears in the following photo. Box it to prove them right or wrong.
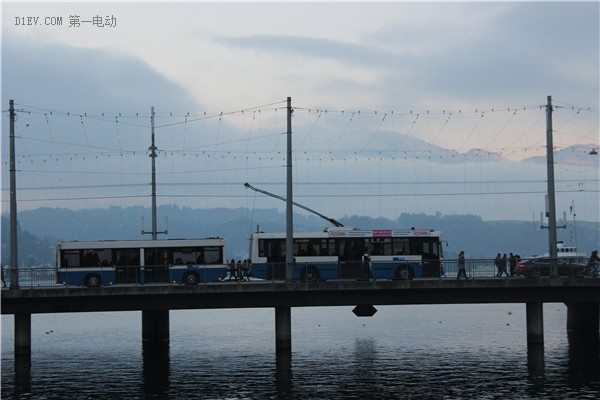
[3,278,599,314]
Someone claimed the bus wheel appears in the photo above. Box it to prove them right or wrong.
[85,273,101,287]
[301,266,320,282]
[183,271,199,285]
[395,265,414,280]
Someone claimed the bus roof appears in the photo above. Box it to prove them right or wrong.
[252,228,440,239]
[57,238,225,250]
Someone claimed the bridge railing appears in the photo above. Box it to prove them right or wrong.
[3,258,591,288]
[1,267,59,288]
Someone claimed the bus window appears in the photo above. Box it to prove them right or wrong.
[203,246,223,264]
[339,239,364,261]
[115,249,140,266]
[61,250,80,267]
[294,239,319,257]
[393,238,410,255]
[172,248,197,264]
[366,238,391,255]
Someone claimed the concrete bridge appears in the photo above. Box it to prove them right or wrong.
[3,277,599,356]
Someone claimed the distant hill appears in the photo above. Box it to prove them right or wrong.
[2,207,598,267]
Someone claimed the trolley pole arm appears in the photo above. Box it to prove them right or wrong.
[243,182,344,227]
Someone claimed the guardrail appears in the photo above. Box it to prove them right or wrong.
[2,267,59,288]
[1,258,593,289]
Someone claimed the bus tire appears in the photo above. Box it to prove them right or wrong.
[85,273,101,287]
[301,265,320,282]
[183,271,199,285]
[395,264,414,280]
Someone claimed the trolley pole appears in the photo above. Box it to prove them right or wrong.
[545,96,558,277]
[9,99,19,289]
[285,97,293,282]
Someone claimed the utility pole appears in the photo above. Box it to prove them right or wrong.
[9,100,19,289]
[141,107,167,239]
[285,97,293,282]
[545,95,558,277]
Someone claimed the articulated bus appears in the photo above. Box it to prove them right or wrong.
[57,238,227,287]
[248,227,444,281]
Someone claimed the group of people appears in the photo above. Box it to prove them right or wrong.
[456,250,600,279]
[456,251,522,279]
[227,259,251,281]
[494,253,522,277]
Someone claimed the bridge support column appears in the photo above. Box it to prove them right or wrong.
[526,302,544,345]
[566,302,600,334]
[142,310,170,343]
[15,313,31,355]
[275,306,291,352]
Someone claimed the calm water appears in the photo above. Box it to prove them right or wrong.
[1,304,599,399]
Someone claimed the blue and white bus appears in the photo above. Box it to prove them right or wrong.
[57,238,227,287]
[248,227,444,281]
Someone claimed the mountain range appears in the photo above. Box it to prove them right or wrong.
[2,206,598,268]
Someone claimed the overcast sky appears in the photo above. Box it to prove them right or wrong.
[1,1,599,224]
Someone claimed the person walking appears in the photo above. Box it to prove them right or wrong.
[509,253,517,276]
[494,253,502,277]
[457,251,468,279]
[586,250,599,277]
[501,254,509,277]
[1,263,6,287]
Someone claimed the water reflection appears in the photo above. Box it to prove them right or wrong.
[567,332,600,388]
[142,342,170,397]
[527,343,545,393]
[275,349,293,397]
[14,354,31,399]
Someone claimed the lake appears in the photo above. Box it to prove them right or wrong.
[2,303,599,399]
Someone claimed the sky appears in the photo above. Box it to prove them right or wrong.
[1,1,599,225]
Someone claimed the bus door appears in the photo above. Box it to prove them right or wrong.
[114,248,141,284]
[264,239,286,280]
[420,239,441,278]
[144,248,169,283]
[338,239,363,278]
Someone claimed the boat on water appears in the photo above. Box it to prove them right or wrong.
[541,241,588,260]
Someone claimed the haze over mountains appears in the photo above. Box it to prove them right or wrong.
[2,206,598,268]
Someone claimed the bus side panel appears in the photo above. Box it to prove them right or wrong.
[371,261,424,279]
[203,265,228,282]
[251,263,286,280]
[170,265,228,283]
[58,268,115,286]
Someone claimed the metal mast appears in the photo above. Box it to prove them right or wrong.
[9,100,19,289]
[545,95,558,276]
[142,107,167,239]
[286,97,293,282]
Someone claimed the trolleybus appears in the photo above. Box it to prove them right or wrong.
[248,227,443,281]
[57,238,227,286]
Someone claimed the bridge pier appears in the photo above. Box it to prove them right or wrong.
[14,313,31,355]
[142,310,170,343]
[275,306,292,352]
[526,302,544,345]
[566,302,600,334]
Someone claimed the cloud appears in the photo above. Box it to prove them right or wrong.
[1,32,197,110]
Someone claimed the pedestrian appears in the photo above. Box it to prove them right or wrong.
[509,253,517,276]
[1,263,6,287]
[236,260,242,281]
[241,259,250,281]
[457,251,468,279]
[362,253,373,280]
[495,253,502,277]
[586,250,599,277]
[501,253,509,277]
[228,259,236,281]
